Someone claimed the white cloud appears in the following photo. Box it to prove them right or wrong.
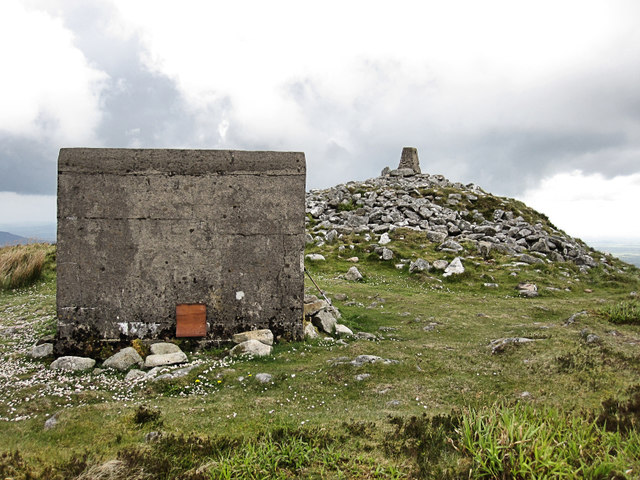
[0,192,56,225]
[0,0,107,143]
[520,170,640,240]
[106,0,640,191]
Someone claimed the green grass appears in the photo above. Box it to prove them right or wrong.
[1,236,640,478]
[599,300,640,325]
[458,402,639,479]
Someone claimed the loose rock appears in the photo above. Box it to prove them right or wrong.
[229,339,272,357]
[103,347,143,370]
[50,356,96,371]
[345,266,363,281]
[29,343,53,359]
[255,373,273,383]
[144,351,188,368]
[150,343,182,355]
[312,310,338,334]
[335,324,353,337]
[443,257,464,277]
[232,329,274,346]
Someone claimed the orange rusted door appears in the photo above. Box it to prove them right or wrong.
[176,304,206,337]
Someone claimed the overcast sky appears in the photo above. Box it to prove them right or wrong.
[1,0,639,240]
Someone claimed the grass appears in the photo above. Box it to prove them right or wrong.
[0,243,55,290]
[458,402,639,479]
[599,300,640,325]
[1,232,640,478]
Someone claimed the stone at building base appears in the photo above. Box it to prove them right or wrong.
[50,356,96,371]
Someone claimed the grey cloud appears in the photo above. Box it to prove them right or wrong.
[1,1,230,196]
[283,52,640,195]
[0,135,57,194]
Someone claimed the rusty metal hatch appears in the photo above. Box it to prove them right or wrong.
[176,304,206,337]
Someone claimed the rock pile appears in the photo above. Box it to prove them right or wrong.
[304,294,353,338]
[306,148,604,269]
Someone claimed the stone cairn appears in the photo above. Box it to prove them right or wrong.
[306,147,608,270]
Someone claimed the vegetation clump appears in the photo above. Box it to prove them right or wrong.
[0,243,54,290]
[599,300,640,325]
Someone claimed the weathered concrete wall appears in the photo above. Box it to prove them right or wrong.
[57,149,305,348]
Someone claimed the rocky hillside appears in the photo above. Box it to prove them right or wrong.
[306,149,608,271]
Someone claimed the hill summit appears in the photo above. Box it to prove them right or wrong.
[306,147,606,270]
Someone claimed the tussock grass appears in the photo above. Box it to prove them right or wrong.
[599,300,640,325]
[458,402,639,479]
[0,244,53,290]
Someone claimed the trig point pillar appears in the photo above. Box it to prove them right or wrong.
[398,147,421,174]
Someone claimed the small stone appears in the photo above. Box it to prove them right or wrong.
[305,254,326,262]
[427,231,448,243]
[443,257,464,277]
[439,239,463,252]
[517,283,538,298]
[586,334,601,344]
[150,343,182,355]
[44,414,58,430]
[345,266,363,281]
[232,329,274,346]
[125,369,147,382]
[347,257,359,262]
[354,332,377,341]
[382,248,394,260]
[153,365,195,382]
[355,374,371,381]
[335,324,353,337]
[518,254,545,265]
[333,293,348,301]
[409,258,430,273]
[103,347,144,370]
[351,355,382,366]
[483,283,499,288]
[29,343,53,359]
[229,339,272,357]
[50,356,96,371]
[144,352,188,368]
[255,373,273,383]
[325,229,339,243]
[304,322,319,339]
[432,259,449,270]
[379,232,391,245]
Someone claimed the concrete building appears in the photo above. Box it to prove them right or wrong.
[56,148,305,352]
